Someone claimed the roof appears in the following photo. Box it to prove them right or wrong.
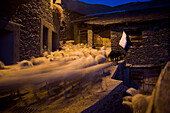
[72,4,170,25]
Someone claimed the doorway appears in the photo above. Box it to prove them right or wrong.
[52,32,58,52]
[43,26,48,50]
[0,30,14,65]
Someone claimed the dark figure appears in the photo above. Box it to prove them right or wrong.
[108,50,125,62]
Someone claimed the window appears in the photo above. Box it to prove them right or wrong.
[53,0,56,3]
[0,30,14,65]
[43,26,48,50]
[80,30,88,44]
[52,32,58,52]
[126,30,143,48]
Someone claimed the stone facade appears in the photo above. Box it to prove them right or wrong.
[74,20,169,65]
[73,4,169,65]
[0,0,60,63]
[130,65,163,94]
[60,9,83,41]
[110,20,170,65]
[0,20,20,65]
[110,29,125,52]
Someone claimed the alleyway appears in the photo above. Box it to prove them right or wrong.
[0,43,127,112]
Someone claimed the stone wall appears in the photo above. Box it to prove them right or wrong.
[110,29,127,55]
[60,9,83,41]
[110,20,170,65]
[9,0,59,61]
[130,65,163,94]
[125,27,169,65]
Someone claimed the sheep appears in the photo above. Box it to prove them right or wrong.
[90,49,98,58]
[132,94,150,113]
[106,48,111,56]
[43,51,49,57]
[31,57,50,65]
[18,60,33,69]
[82,50,90,57]
[123,96,133,102]
[126,88,139,96]
[75,52,84,58]
[100,46,106,51]
[47,55,55,62]
[83,55,97,68]
[95,55,106,64]
[0,61,5,69]
[54,51,64,58]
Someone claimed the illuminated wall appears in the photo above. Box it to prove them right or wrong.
[1,0,61,61]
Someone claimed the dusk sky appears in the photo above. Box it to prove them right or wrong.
[77,0,151,7]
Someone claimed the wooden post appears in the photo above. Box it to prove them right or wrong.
[87,26,94,47]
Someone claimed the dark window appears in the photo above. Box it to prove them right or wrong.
[53,0,56,4]
[0,30,14,65]
[43,26,48,50]
[52,32,57,52]
[80,30,87,44]
[126,30,143,47]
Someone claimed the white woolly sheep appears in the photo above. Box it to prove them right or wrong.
[18,60,33,69]
[95,55,106,64]
[83,55,97,68]
[126,88,139,96]
[43,51,49,57]
[132,94,150,113]
[123,96,133,102]
[0,61,5,69]
[101,46,106,51]
[31,57,50,65]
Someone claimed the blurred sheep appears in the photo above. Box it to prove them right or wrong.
[126,88,139,96]
[95,55,106,64]
[31,57,50,65]
[43,51,49,57]
[98,50,106,57]
[132,94,151,113]
[90,49,98,58]
[101,46,106,51]
[0,61,5,69]
[18,60,33,69]
[123,92,151,113]
[83,55,97,68]
[123,96,133,102]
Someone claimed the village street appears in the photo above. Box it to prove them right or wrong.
[0,43,127,112]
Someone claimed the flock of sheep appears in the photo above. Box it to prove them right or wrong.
[0,43,113,70]
[0,41,127,71]
[0,42,152,113]
[43,43,111,65]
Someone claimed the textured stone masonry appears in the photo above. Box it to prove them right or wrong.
[9,0,60,61]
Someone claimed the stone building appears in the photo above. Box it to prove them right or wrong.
[73,4,170,65]
[59,9,84,41]
[0,0,61,65]
[72,2,170,94]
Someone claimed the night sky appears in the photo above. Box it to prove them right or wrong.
[77,0,151,7]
